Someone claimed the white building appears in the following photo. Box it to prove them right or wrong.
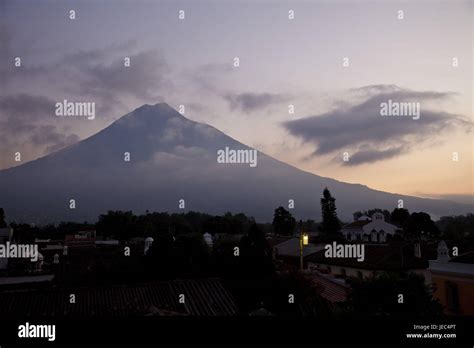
[341,212,400,243]
[144,237,154,255]
[203,232,213,248]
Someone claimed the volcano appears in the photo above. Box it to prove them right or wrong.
[0,103,471,223]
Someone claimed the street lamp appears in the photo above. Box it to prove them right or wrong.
[302,233,309,246]
[299,220,308,271]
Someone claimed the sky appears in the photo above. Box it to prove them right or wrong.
[0,0,473,203]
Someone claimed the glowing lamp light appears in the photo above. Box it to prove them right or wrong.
[302,233,309,246]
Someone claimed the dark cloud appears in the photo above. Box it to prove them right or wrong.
[224,92,289,113]
[0,94,80,168]
[3,43,170,117]
[0,94,53,123]
[73,50,170,103]
[284,85,472,166]
[340,145,407,166]
[351,84,458,100]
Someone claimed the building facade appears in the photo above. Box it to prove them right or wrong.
[341,213,400,243]
[429,241,474,315]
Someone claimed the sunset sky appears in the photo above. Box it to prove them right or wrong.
[1,0,472,203]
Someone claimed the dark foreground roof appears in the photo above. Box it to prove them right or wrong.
[0,278,238,318]
[450,251,474,264]
[305,243,432,271]
[306,272,350,304]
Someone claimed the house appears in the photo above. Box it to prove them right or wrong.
[305,242,434,281]
[65,230,96,248]
[270,237,324,269]
[429,241,474,315]
[341,212,400,243]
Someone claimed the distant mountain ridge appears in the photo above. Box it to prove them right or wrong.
[0,103,471,223]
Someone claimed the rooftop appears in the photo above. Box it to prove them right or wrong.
[341,220,372,230]
[450,251,474,264]
[0,278,238,318]
[306,272,350,304]
[273,237,323,258]
[305,243,434,271]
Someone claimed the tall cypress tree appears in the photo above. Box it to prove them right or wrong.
[320,188,340,235]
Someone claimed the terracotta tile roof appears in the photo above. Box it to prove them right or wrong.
[305,272,350,304]
[0,278,238,318]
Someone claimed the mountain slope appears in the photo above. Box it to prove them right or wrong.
[0,103,471,223]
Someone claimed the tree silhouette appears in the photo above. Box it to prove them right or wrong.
[346,272,443,318]
[405,212,439,240]
[240,223,274,278]
[319,188,340,236]
[390,208,410,227]
[272,206,296,236]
